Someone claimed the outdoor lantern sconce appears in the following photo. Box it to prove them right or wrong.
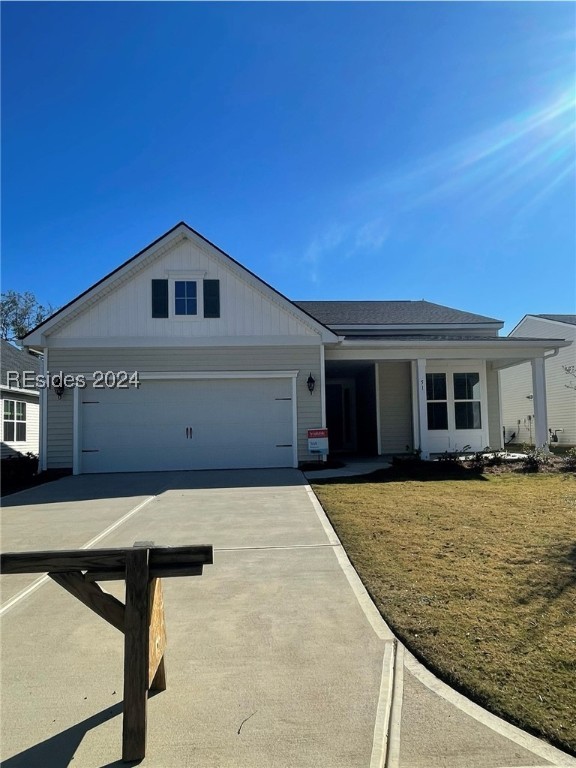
[307,373,316,394]
[53,377,65,400]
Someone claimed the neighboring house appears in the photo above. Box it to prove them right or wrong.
[23,223,570,474]
[500,315,576,447]
[1,339,42,458]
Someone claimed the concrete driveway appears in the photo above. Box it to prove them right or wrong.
[1,470,574,768]
[1,469,393,768]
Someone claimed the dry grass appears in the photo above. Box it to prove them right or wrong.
[312,471,576,755]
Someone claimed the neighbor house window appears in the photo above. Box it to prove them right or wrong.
[3,400,26,442]
[174,281,197,316]
[454,373,482,429]
[426,373,448,430]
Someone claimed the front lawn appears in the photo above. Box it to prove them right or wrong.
[312,470,576,755]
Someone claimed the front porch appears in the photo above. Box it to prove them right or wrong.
[324,346,555,460]
[325,359,499,459]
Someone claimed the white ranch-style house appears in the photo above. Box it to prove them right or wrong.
[23,223,570,474]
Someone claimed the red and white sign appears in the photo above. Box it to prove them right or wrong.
[308,428,329,455]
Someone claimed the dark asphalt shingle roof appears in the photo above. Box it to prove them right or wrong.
[293,300,502,326]
[534,314,576,326]
[1,340,42,389]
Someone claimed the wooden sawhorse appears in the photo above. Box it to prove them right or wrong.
[0,542,213,762]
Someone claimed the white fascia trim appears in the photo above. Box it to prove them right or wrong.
[0,385,40,396]
[180,228,338,343]
[329,339,571,355]
[328,322,503,332]
[83,370,300,381]
[326,345,571,364]
[24,227,189,346]
[333,338,571,349]
[44,336,322,349]
[25,223,336,346]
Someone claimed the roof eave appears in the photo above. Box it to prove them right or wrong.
[22,222,338,346]
[326,322,503,332]
[331,338,571,350]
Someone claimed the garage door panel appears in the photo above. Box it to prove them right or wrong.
[80,378,294,473]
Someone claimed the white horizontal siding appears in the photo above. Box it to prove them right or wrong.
[377,363,413,453]
[49,240,318,341]
[500,317,576,446]
[1,393,40,458]
[46,346,323,469]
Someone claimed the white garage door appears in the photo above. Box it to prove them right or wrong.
[79,377,295,473]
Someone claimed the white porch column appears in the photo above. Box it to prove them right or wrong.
[415,358,429,459]
[531,357,549,450]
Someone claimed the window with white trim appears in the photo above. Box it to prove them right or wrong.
[426,373,448,430]
[453,372,482,429]
[174,280,198,316]
[151,276,220,319]
[3,399,26,442]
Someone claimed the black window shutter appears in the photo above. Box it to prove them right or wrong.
[203,280,220,318]
[151,280,169,318]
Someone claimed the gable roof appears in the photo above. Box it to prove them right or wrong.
[1,340,42,390]
[23,222,337,345]
[533,314,576,326]
[294,300,502,327]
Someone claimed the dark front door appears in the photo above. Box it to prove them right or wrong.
[326,380,357,452]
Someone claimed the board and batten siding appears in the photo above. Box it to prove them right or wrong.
[0,392,40,458]
[48,239,318,341]
[377,362,413,453]
[45,346,323,468]
[500,317,576,446]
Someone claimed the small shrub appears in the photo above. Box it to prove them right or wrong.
[485,452,504,467]
[561,447,576,473]
[437,451,461,463]
[469,452,486,472]
[522,449,551,473]
[1,452,39,485]
[404,446,422,460]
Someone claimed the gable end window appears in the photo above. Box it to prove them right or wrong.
[175,280,197,316]
[3,400,26,442]
[151,279,220,319]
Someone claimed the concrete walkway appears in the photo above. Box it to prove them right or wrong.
[1,470,574,768]
[303,455,392,480]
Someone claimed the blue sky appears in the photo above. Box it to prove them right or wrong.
[2,1,574,333]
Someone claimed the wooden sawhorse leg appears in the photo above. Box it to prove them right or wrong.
[122,549,167,762]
